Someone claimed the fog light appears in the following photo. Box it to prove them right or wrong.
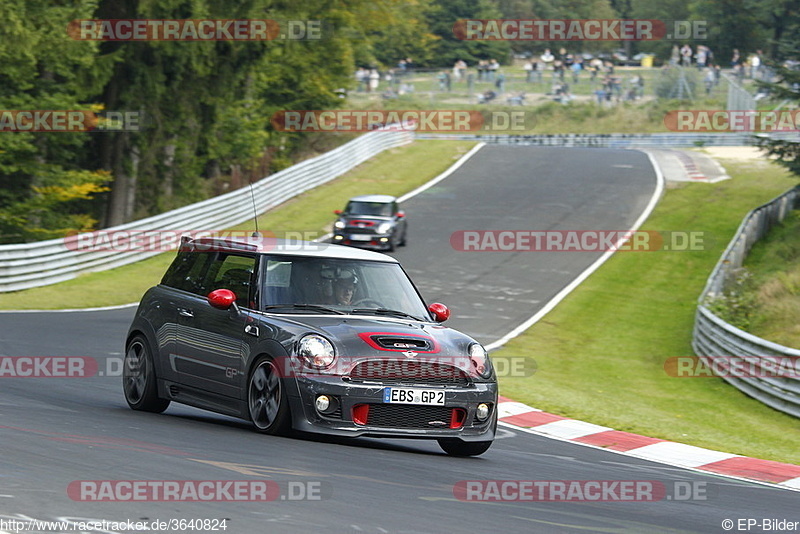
[334,235,343,240]
[379,237,388,242]
[315,395,331,412]
[476,403,490,421]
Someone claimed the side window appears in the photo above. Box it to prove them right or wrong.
[161,251,215,294]
[201,254,257,308]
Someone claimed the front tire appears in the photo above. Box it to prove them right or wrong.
[248,357,292,436]
[438,438,493,457]
[123,335,170,413]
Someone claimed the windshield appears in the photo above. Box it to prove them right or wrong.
[345,201,393,217]
[258,255,430,320]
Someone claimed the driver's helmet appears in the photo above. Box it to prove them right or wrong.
[321,266,359,286]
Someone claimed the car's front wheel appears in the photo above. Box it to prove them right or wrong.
[438,438,493,457]
[123,335,170,413]
[248,357,291,436]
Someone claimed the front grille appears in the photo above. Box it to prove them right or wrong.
[349,360,471,386]
[365,404,454,429]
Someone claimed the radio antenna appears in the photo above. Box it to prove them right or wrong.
[248,181,261,237]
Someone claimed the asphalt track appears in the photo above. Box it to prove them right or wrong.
[1,146,797,533]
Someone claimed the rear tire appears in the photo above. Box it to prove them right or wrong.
[438,438,493,457]
[123,335,170,413]
[248,357,292,436]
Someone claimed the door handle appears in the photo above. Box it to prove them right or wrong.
[178,308,194,318]
[244,325,259,337]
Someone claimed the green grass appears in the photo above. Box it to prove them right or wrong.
[496,159,800,465]
[743,208,800,348]
[0,140,475,310]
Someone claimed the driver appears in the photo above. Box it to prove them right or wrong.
[332,269,358,305]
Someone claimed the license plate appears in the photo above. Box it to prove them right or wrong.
[383,387,445,405]
[349,234,373,241]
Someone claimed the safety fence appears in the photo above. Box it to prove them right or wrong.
[692,185,800,418]
[0,128,413,292]
[415,132,798,148]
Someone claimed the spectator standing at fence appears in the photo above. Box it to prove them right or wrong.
[477,60,486,81]
[355,67,367,92]
[495,72,506,94]
[540,48,554,68]
[524,60,534,82]
[680,44,692,67]
[670,45,680,66]
[369,69,380,92]
[750,50,762,79]
[704,67,715,94]
[571,59,582,84]
[487,59,499,82]
[695,45,707,69]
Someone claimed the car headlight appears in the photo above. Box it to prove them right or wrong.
[334,220,345,229]
[297,334,336,369]
[469,343,493,379]
[377,222,392,234]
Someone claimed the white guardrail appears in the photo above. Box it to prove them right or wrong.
[0,128,413,292]
[692,185,800,418]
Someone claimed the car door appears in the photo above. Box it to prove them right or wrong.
[172,252,256,398]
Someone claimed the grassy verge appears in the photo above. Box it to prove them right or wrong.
[0,140,475,310]
[496,159,800,465]
[742,208,800,348]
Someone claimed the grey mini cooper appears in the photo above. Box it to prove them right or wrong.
[123,236,497,456]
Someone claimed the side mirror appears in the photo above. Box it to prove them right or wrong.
[428,302,450,323]
[334,209,342,215]
[208,289,236,310]
[396,210,405,218]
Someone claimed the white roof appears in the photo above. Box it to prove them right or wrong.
[348,194,396,203]
[186,237,398,263]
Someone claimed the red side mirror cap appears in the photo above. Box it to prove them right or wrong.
[397,210,405,218]
[428,302,450,322]
[208,289,236,310]
[334,209,342,215]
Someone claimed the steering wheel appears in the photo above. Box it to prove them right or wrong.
[351,298,382,308]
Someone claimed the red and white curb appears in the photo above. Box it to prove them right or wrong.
[497,396,800,491]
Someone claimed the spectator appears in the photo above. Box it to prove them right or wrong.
[571,59,582,84]
[695,45,707,69]
[670,45,680,66]
[524,60,534,82]
[369,69,380,92]
[355,67,367,92]
[487,59,499,81]
[680,44,692,67]
[750,50,762,79]
[704,67,715,95]
[495,72,506,94]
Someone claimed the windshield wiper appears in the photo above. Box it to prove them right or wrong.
[263,304,345,315]
[351,307,424,321]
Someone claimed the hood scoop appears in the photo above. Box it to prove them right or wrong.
[371,335,433,352]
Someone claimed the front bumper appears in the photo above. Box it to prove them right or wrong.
[287,374,498,441]
[332,233,393,251]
